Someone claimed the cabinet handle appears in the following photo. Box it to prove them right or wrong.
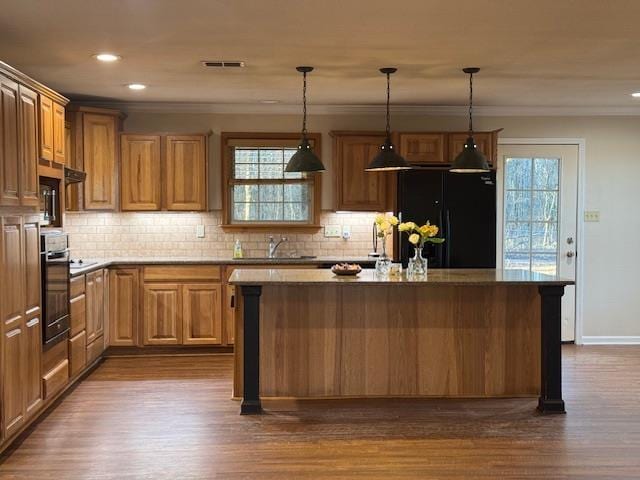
[230,294,235,308]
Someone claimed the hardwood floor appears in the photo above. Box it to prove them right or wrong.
[1,345,640,479]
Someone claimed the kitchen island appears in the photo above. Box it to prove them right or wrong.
[229,268,574,415]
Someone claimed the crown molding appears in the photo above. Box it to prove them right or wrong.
[74,101,640,117]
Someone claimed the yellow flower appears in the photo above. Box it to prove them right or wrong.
[428,225,439,237]
[374,214,385,225]
[399,221,416,232]
[388,215,399,226]
[379,220,391,232]
[408,233,420,245]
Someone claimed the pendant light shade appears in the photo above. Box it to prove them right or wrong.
[285,66,325,173]
[365,67,411,172]
[450,67,491,173]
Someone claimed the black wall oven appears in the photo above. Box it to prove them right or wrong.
[40,231,70,349]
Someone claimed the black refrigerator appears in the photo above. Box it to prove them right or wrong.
[396,170,496,268]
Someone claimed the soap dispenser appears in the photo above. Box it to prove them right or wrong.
[233,239,243,259]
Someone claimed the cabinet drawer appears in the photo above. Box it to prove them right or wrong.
[43,360,69,400]
[70,275,85,297]
[69,293,86,336]
[69,331,87,378]
[144,265,221,282]
[86,336,104,364]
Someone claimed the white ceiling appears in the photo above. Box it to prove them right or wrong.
[1,0,640,109]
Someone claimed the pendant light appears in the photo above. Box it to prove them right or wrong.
[285,66,325,173]
[450,67,490,173]
[365,67,411,171]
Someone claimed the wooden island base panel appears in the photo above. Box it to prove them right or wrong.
[229,269,575,415]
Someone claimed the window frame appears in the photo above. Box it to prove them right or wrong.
[221,132,322,229]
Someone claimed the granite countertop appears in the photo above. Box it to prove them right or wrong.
[68,256,378,277]
[228,268,575,286]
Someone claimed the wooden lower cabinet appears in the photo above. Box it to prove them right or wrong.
[2,325,25,439]
[182,283,222,345]
[143,280,223,346]
[69,331,87,377]
[43,360,69,400]
[224,284,236,345]
[109,268,140,346]
[86,336,104,364]
[143,283,182,345]
[86,269,105,345]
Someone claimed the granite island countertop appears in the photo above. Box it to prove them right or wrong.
[68,256,378,277]
[228,268,575,286]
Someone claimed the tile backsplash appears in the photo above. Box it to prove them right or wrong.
[64,211,382,259]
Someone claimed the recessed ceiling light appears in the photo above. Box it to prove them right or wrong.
[94,53,121,62]
[631,92,640,98]
[127,83,146,90]
[260,100,280,104]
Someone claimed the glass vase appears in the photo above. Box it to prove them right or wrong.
[408,246,428,278]
[375,239,391,276]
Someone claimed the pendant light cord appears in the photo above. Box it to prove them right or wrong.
[468,71,474,134]
[302,71,308,136]
[386,71,391,137]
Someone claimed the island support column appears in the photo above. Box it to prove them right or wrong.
[241,285,262,414]
[538,285,566,414]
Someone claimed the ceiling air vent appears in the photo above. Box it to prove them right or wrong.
[201,60,246,68]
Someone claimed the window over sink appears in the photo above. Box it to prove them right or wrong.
[221,133,322,228]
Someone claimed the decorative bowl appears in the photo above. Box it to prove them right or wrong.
[331,264,362,276]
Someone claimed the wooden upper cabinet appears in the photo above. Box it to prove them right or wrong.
[53,102,65,164]
[182,283,222,345]
[448,132,497,166]
[398,133,446,165]
[333,133,390,212]
[109,268,140,346]
[39,95,54,162]
[164,135,206,211]
[18,85,39,207]
[120,134,161,211]
[0,75,20,207]
[143,283,182,345]
[83,113,117,210]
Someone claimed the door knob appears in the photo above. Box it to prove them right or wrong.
[566,251,575,258]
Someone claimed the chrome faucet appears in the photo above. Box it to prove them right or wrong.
[268,236,287,258]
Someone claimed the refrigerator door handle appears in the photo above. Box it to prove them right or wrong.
[445,209,451,268]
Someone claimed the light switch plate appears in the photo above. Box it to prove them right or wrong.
[584,211,600,222]
[324,225,341,237]
[196,224,205,238]
[342,225,351,240]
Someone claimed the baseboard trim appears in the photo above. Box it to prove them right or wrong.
[581,336,640,345]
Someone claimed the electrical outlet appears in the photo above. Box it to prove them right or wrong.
[196,224,205,238]
[324,225,341,237]
[584,211,600,222]
[342,225,351,240]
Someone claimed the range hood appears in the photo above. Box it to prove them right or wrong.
[64,166,86,184]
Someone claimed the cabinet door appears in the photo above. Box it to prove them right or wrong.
[448,132,495,166]
[121,134,161,211]
[334,134,389,211]
[1,216,25,439]
[224,284,235,345]
[94,269,105,339]
[182,283,222,345]
[164,135,206,211]
[25,315,42,417]
[0,75,20,206]
[85,271,97,344]
[143,283,181,345]
[53,102,65,164]
[18,85,39,206]
[83,114,117,210]
[23,217,41,317]
[109,268,140,346]
[399,133,446,165]
[39,95,54,162]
